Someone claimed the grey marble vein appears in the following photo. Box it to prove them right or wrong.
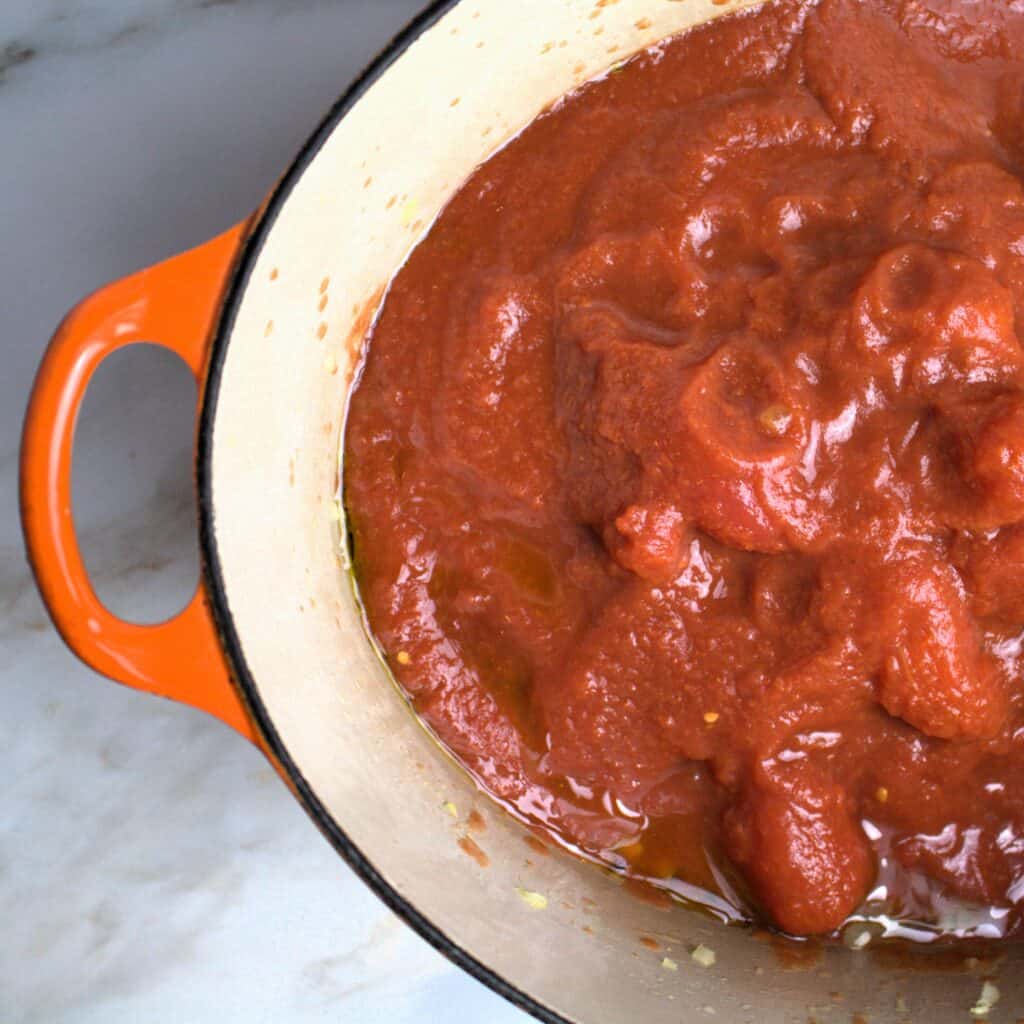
[1,0,356,77]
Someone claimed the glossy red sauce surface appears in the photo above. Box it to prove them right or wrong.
[345,0,1024,939]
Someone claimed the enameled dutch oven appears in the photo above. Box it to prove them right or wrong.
[20,1,1024,1020]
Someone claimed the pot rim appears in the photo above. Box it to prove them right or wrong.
[196,2,570,1022]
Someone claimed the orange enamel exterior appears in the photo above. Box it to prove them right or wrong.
[19,222,259,744]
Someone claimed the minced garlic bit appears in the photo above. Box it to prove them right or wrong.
[970,980,1000,1019]
[876,786,890,804]
[400,198,419,227]
[691,944,717,968]
[703,711,720,725]
[661,957,678,971]
[758,403,793,437]
[396,650,412,666]
[843,923,874,950]
[442,800,458,817]
[516,887,549,911]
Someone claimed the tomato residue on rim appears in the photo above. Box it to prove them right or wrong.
[345,0,1024,939]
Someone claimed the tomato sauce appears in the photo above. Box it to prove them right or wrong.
[345,0,1024,939]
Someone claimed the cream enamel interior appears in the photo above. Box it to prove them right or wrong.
[207,1,1024,1020]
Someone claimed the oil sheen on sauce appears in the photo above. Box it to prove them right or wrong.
[345,0,1024,940]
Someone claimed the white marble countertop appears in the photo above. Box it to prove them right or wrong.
[1,2,529,1020]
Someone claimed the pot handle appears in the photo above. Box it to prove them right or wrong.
[20,222,258,744]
